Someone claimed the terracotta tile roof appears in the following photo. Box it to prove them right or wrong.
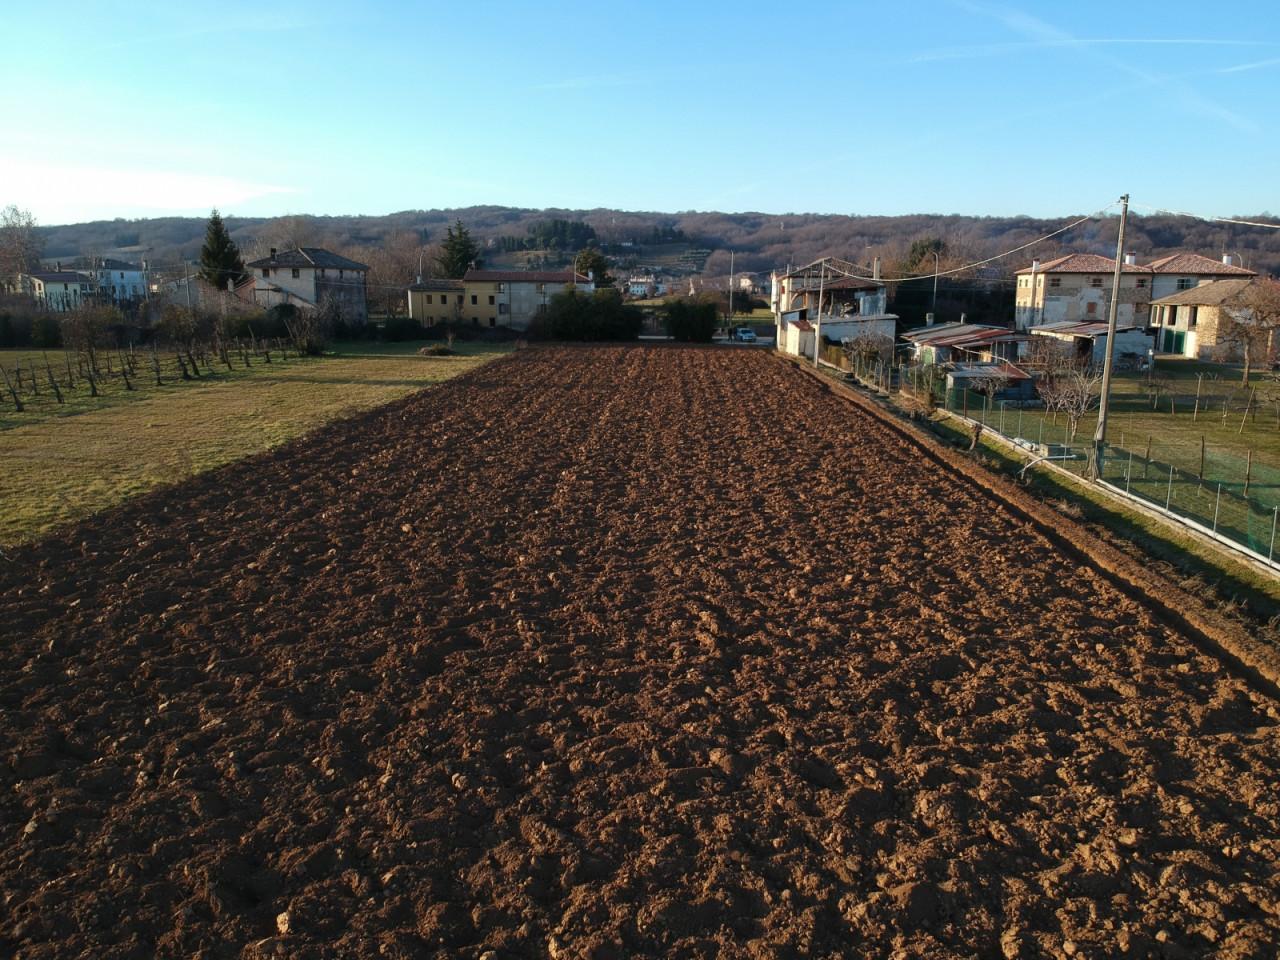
[1145,253,1256,276]
[1149,278,1254,307]
[463,270,588,284]
[1016,254,1150,275]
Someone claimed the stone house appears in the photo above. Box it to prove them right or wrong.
[1148,278,1254,359]
[1014,254,1152,331]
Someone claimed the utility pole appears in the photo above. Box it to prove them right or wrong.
[1089,193,1129,479]
[813,260,826,368]
[931,249,940,317]
[728,250,734,332]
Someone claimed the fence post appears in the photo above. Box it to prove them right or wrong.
[1144,435,1151,479]
[1038,417,1044,447]
[1271,505,1279,563]
[1126,450,1134,493]
[1000,401,1006,435]
[1198,435,1205,485]
[963,390,968,419]
[1017,407,1023,439]
[1245,448,1253,498]
[1166,464,1175,511]
[1213,483,1222,533]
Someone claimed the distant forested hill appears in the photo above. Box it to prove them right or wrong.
[36,205,1280,280]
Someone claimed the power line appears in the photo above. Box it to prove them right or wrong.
[791,202,1120,284]
[1128,202,1280,231]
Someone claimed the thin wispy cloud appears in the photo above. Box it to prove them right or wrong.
[530,75,643,92]
[949,1,1259,134]
[98,12,302,49]
[1219,57,1280,74]
[912,38,1278,63]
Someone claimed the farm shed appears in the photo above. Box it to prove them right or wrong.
[900,323,1015,365]
[1029,321,1153,367]
[946,362,1037,402]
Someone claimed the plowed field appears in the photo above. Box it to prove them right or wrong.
[2,345,1279,959]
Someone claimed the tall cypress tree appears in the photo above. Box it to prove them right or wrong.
[198,209,246,290]
[434,220,480,279]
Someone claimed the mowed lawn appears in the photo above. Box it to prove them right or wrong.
[0,341,509,545]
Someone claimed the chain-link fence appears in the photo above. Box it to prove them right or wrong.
[933,381,1280,565]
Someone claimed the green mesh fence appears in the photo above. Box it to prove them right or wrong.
[936,382,1280,562]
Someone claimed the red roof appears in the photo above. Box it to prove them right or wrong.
[1145,253,1256,276]
[1016,254,1151,275]
[463,270,589,284]
[791,318,814,332]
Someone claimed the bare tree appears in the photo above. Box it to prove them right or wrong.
[1037,356,1103,442]
[969,369,1011,404]
[0,205,44,283]
[840,331,894,366]
[1219,278,1280,386]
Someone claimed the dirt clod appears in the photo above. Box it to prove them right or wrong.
[1,346,1278,958]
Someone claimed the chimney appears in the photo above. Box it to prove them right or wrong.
[227,278,234,292]
[960,312,967,324]
[1124,252,1137,266]
[1223,254,1237,266]
[925,311,935,327]
[56,261,61,272]
[873,257,881,281]
[269,247,277,259]
[1030,258,1040,272]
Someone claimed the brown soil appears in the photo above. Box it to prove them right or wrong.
[2,345,1279,959]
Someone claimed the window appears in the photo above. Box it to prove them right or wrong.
[119,272,125,279]
[425,294,433,304]
[1189,306,1198,328]
[338,269,344,279]
[489,317,496,327]
[1089,277,1103,288]
[497,283,506,292]
[1086,302,1098,316]
[1136,278,1147,288]
[1176,277,1194,290]
[488,295,495,305]
[291,268,300,279]
[262,268,270,278]
[471,316,479,326]
[471,294,478,305]
[1048,277,1061,288]
[498,303,508,314]
[457,295,463,304]
[320,269,326,277]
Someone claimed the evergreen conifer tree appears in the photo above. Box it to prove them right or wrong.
[198,209,246,290]
[435,220,480,279]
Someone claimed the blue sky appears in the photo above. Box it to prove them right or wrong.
[3,0,1278,225]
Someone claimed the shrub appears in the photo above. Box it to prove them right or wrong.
[30,314,61,348]
[663,297,717,342]
[418,344,454,356]
[528,288,642,341]
[382,315,424,342]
